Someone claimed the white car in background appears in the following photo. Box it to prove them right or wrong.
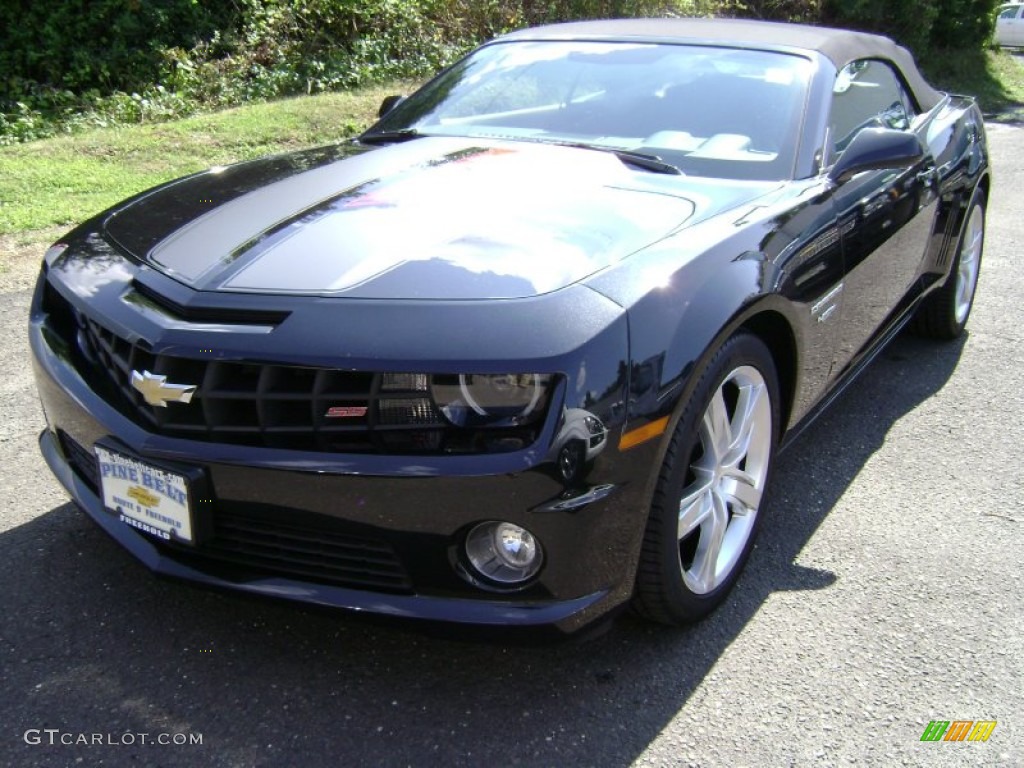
[996,2,1024,47]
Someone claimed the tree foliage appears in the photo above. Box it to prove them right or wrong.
[820,0,1000,56]
[0,0,1005,143]
[0,0,234,95]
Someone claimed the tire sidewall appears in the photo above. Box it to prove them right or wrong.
[948,188,986,335]
[649,333,781,620]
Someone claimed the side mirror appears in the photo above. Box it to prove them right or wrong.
[828,127,926,184]
[378,95,405,118]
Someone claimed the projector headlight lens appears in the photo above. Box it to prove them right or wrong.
[431,373,552,427]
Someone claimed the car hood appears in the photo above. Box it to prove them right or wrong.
[103,137,774,300]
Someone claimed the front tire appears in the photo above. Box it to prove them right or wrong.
[633,333,779,626]
[912,188,985,340]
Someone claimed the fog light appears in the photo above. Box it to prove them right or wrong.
[465,521,542,585]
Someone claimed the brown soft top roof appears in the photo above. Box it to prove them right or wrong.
[499,18,944,111]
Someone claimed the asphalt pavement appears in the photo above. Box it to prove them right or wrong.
[0,123,1021,768]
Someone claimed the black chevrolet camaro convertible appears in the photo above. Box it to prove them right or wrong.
[30,19,988,636]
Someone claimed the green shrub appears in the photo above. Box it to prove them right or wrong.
[821,0,1001,54]
[0,0,235,101]
[929,0,1000,50]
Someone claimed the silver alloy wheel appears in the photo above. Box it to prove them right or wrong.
[954,203,984,325]
[677,365,772,595]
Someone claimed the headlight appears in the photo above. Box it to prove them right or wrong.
[431,373,552,427]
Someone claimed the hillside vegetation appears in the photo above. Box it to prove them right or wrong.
[0,0,1005,144]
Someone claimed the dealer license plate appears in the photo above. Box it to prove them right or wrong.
[94,446,194,544]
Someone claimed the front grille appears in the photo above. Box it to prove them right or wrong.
[75,317,542,454]
[58,429,100,492]
[170,509,414,593]
[85,316,385,451]
[56,432,412,593]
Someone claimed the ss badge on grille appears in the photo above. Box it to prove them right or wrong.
[326,406,368,419]
[130,370,197,407]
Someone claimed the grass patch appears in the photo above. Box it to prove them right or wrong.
[923,47,1024,115]
[0,83,412,236]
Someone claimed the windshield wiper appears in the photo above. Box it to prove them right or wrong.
[357,129,423,145]
[542,140,682,175]
[609,149,683,175]
[356,132,681,174]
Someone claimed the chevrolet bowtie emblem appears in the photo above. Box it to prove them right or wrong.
[130,370,197,407]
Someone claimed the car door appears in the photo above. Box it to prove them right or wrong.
[1013,5,1024,46]
[997,5,1024,46]
[826,59,940,375]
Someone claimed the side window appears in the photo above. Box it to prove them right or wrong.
[828,59,917,160]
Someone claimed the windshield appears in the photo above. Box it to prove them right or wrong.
[369,40,813,181]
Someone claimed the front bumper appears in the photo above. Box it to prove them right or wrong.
[29,290,657,637]
[39,428,612,633]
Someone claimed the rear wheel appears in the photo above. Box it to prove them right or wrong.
[912,188,985,340]
[633,333,779,625]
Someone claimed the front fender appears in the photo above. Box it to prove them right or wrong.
[587,223,800,504]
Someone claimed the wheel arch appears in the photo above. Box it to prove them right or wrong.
[737,309,798,435]
[975,171,991,209]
